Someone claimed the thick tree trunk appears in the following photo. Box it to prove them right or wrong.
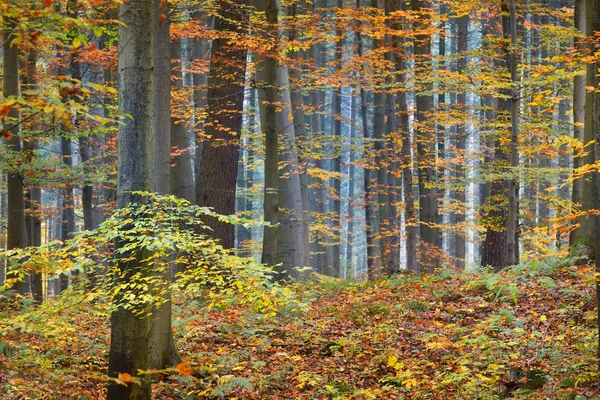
[412,0,440,271]
[148,0,180,373]
[257,0,280,269]
[107,0,159,396]
[394,0,417,272]
[308,45,333,272]
[287,1,311,271]
[275,66,308,280]
[197,0,249,249]
[154,2,171,196]
[571,0,591,249]
[356,0,381,276]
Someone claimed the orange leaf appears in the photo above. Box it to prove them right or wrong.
[176,362,192,376]
[43,0,53,7]
[159,13,167,25]
[118,372,133,383]
[0,129,12,140]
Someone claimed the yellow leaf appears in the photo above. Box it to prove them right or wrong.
[387,355,398,367]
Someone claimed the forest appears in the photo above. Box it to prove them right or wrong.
[2,0,600,398]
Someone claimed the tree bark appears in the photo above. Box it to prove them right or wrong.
[196,0,249,249]
[170,39,195,203]
[256,0,280,269]
[505,0,520,266]
[356,0,381,276]
[3,17,26,295]
[330,0,344,275]
[454,14,469,269]
[571,0,590,249]
[287,1,311,271]
[107,0,158,396]
[412,0,440,271]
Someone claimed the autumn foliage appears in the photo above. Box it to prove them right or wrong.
[1,260,599,398]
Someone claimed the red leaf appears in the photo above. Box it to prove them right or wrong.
[43,0,53,7]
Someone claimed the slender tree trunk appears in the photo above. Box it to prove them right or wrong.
[20,51,43,302]
[197,0,249,249]
[588,0,600,368]
[59,137,75,292]
[454,14,469,269]
[506,0,520,266]
[170,39,196,203]
[571,0,588,247]
[330,0,344,275]
[22,51,43,302]
[346,93,357,277]
[79,137,95,231]
[3,17,26,295]
[192,14,212,179]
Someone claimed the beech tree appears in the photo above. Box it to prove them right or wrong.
[106,0,175,396]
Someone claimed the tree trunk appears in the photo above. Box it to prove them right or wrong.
[257,0,280,269]
[107,0,159,396]
[275,66,308,280]
[170,38,195,203]
[412,0,440,271]
[330,0,344,275]
[3,17,26,296]
[148,0,180,372]
[287,1,311,271]
[571,0,589,248]
[196,0,249,249]
[192,14,212,180]
[154,1,171,196]
[505,0,520,266]
[588,0,600,368]
[23,51,43,302]
[60,137,75,293]
[79,137,95,231]
[454,14,469,269]
[356,0,381,276]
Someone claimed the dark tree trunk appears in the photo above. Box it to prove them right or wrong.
[196,0,249,249]
[412,0,440,271]
[3,17,26,296]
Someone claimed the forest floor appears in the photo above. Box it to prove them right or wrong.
[1,261,600,399]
